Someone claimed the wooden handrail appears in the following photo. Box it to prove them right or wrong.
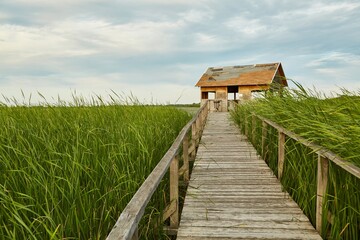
[256,115,360,179]
[106,101,209,240]
[246,113,360,236]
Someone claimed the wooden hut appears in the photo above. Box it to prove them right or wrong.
[195,62,287,111]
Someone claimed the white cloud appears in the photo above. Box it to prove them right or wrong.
[0,24,97,65]
[135,0,209,5]
[0,17,186,70]
[179,8,214,23]
[2,0,99,7]
[303,2,360,15]
[274,2,360,22]
[307,52,360,68]
[192,33,225,51]
[1,0,360,103]
[225,16,268,37]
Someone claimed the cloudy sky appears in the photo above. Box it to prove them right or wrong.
[1,0,359,104]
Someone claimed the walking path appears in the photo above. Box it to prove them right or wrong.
[176,112,321,239]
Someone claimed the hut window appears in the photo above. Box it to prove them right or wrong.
[201,92,209,99]
[208,92,215,100]
[228,92,239,100]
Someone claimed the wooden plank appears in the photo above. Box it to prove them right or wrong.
[188,144,195,156]
[186,185,283,191]
[179,219,317,230]
[181,212,312,222]
[183,201,299,208]
[181,207,304,215]
[178,227,322,239]
[316,155,329,235]
[178,165,186,177]
[162,200,177,222]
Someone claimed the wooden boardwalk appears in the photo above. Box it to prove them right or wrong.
[177,112,321,240]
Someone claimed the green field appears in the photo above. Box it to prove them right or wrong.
[231,85,360,239]
[0,104,191,239]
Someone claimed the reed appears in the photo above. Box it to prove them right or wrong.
[0,99,191,239]
[231,84,360,239]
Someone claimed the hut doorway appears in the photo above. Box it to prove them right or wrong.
[227,86,239,111]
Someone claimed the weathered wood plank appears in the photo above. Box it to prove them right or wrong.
[177,112,321,240]
[316,155,329,235]
[278,131,285,180]
[181,207,305,215]
[178,227,322,239]
[183,201,299,208]
[179,219,317,230]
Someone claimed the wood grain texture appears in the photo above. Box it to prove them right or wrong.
[316,155,329,235]
[278,132,285,180]
[170,156,179,228]
[177,112,321,240]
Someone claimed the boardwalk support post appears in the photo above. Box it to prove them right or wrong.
[316,155,329,236]
[278,131,285,179]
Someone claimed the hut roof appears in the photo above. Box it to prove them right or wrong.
[195,62,287,87]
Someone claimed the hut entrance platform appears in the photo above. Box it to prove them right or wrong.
[176,112,321,239]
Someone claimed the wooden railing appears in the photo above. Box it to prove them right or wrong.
[106,101,209,240]
[243,113,360,236]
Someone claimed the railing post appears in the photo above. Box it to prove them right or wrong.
[131,228,138,240]
[199,111,204,135]
[316,155,329,235]
[196,118,200,143]
[170,156,179,229]
[278,131,285,179]
[183,134,189,182]
[261,121,267,159]
[201,107,206,128]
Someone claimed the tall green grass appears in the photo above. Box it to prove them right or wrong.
[231,85,360,239]
[0,101,191,239]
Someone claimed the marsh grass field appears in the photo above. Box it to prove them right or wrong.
[231,84,360,239]
[2,86,359,239]
[0,100,192,239]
